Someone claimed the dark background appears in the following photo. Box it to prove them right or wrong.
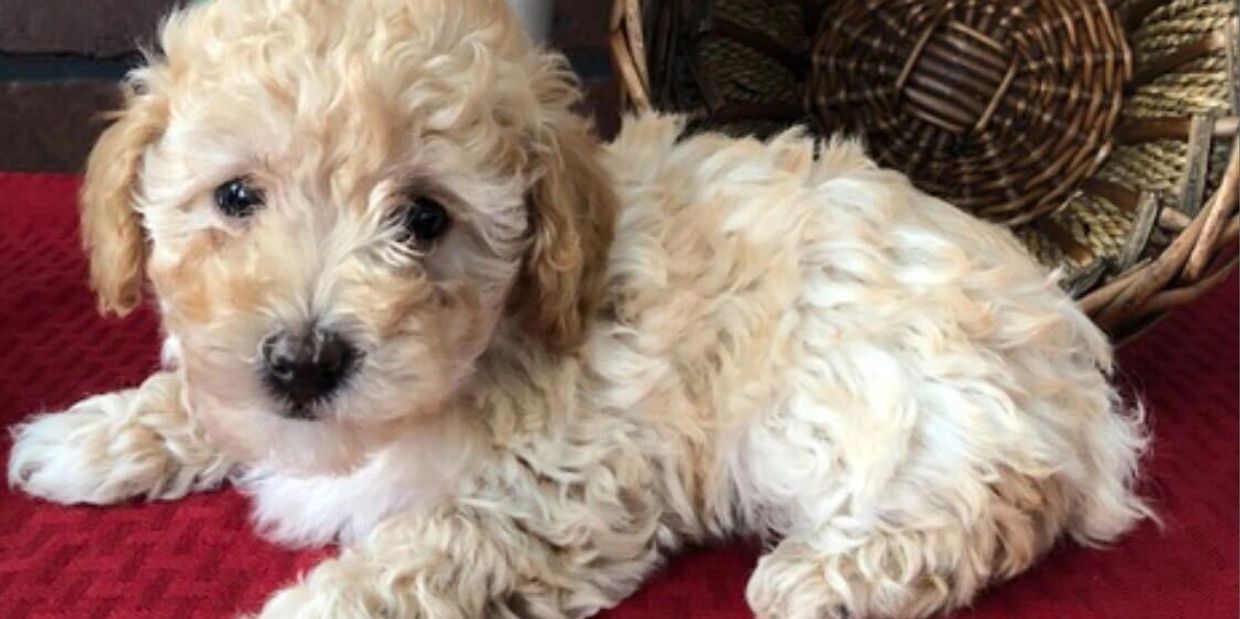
[0,0,619,172]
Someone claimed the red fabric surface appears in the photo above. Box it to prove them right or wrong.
[0,172,1235,618]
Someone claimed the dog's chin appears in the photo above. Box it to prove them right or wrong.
[188,388,391,475]
[272,400,328,422]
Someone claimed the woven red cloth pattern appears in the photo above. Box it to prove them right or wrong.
[0,172,1235,618]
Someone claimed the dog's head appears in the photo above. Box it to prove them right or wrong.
[79,0,615,472]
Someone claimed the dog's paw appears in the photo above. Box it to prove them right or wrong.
[8,392,186,505]
[253,584,369,619]
[747,549,858,619]
[254,559,418,619]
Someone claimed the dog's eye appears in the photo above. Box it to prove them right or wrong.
[214,177,264,218]
[400,197,451,243]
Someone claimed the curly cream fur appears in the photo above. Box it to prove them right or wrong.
[8,1,1149,617]
[9,371,231,504]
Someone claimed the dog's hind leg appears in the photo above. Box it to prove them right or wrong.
[8,371,232,505]
[744,470,1072,619]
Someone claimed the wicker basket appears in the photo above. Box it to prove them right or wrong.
[610,0,1239,342]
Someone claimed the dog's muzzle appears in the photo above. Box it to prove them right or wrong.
[259,327,358,419]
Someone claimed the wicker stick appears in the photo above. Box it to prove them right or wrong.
[610,0,1240,340]
[1228,12,1240,113]
[1159,206,1193,231]
[1176,113,1217,217]
[610,0,650,110]
[1092,148,1239,328]
[1186,133,1240,279]
[1115,115,1238,142]
[1129,31,1227,87]
[1118,192,1161,269]
[1143,247,1239,314]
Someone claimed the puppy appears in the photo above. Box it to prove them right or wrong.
[7,0,1149,617]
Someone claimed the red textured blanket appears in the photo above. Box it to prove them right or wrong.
[1,173,1235,618]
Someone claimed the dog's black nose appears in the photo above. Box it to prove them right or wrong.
[260,328,357,412]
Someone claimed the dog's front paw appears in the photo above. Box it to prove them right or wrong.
[747,548,857,619]
[9,391,193,505]
[254,583,375,619]
[254,558,425,619]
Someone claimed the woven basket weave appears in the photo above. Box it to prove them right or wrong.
[610,0,1239,341]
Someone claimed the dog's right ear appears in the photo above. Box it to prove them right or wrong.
[79,78,167,316]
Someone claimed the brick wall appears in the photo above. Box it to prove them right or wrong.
[0,0,616,172]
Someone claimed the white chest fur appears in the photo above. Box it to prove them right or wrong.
[238,419,479,547]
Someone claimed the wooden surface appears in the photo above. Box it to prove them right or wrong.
[0,0,617,172]
[0,0,175,55]
[0,81,121,172]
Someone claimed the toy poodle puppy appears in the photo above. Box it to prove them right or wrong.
[8,0,1149,617]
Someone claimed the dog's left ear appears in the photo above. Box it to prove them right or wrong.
[513,58,617,350]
